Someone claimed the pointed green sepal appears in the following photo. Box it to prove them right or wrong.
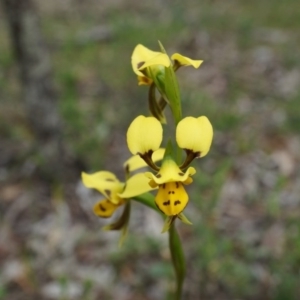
[158,41,182,125]
[162,139,183,171]
[178,212,193,225]
[118,221,129,248]
[163,139,176,161]
[161,215,177,233]
[158,40,167,54]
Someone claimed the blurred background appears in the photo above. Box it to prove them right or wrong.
[0,0,300,299]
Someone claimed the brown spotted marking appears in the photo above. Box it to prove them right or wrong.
[137,62,145,68]
[104,189,111,198]
[163,200,170,206]
[105,178,115,182]
[99,204,106,211]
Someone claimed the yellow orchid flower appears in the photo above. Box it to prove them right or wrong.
[131,44,170,86]
[81,171,156,218]
[82,149,165,244]
[126,115,213,217]
[82,171,123,218]
[131,44,203,86]
[81,148,165,218]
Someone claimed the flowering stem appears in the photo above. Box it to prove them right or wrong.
[169,222,185,300]
[133,194,186,299]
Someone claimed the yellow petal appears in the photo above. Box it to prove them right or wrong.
[118,173,156,199]
[127,115,163,155]
[171,53,203,69]
[109,189,125,205]
[123,148,165,172]
[155,182,188,216]
[152,148,166,163]
[81,171,124,203]
[93,199,119,218]
[138,53,170,71]
[176,116,213,157]
[145,158,196,186]
[132,44,170,76]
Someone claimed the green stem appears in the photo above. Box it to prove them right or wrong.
[169,222,185,300]
[133,194,186,299]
